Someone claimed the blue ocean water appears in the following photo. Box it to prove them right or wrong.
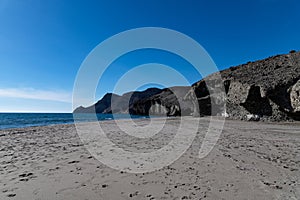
[0,113,147,130]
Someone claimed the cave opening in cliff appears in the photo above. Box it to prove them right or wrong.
[241,85,272,116]
[224,80,231,94]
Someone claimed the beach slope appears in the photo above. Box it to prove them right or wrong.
[0,118,299,199]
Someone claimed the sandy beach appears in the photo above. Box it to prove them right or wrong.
[0,117,299,200]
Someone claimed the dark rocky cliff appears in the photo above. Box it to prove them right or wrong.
[129,86,193,116]
[186,51,300,121]
[74,51,300,121]
[73,88,162,114]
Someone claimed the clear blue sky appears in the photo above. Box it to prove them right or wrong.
[0,0,299,112]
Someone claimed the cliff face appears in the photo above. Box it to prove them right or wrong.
[129,86,194,116]
[73,88,162,114]
[186,51,300,121]
[74,51,300,121]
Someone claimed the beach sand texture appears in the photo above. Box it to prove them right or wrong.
[0,117,299,200]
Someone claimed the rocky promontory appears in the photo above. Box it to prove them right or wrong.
[74,51,300,121]
[73,87,162,114]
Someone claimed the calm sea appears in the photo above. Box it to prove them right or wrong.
[0,113,147,130]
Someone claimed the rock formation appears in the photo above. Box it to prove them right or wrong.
[74,51,300,121]
[186,50,300,121]
[73,88,162,114]
[129,86,194,116]
[290,80,300,112]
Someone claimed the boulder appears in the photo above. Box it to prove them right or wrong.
[290,80,300,112]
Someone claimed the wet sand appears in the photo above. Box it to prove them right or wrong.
[0,117,299,200]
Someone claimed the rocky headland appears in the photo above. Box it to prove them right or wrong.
[74,51,300,121]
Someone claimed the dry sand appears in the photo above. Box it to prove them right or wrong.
[0,117,299,200]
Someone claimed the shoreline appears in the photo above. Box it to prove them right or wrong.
[1,115,300,132]
[0,113,158,131]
